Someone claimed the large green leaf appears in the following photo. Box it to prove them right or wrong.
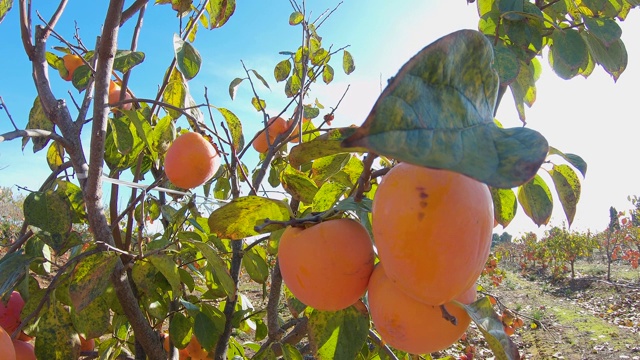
[308,304,370,360]
[582,32,627,81]
[243,245,270,284]
[508,58,541,121]
[342,30,548,189]
[35,302,81,360]
[0,250,30,298]
[217,107,244,151]
[189,240,236,297]
[548,146,587,177]
[549,164,581,227]
[163,69,188,119]
[0,0,12,24]
[194,304,225,351]
[148,253,181,298]
[461,296,520,360]
[69,251,118,311]
[583,16,622,46]
[24,190,72,235]
[169,312,194,349]
[549,28,589,79]
[208,196,291,239]
[517,174,553,226]
[71,296,110,339]
[289,127,367,168]
[174,35,202,80]
[281,165,318,204]
[113,50,145,74]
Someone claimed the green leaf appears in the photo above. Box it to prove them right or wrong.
[216,107,244,151]
[46,141,65,171]
[208,195,291,239]
[108,117,134,155]
[548,146,587,177]
[151,115,176,156]
[281,165,318,204]
[69,251,118,311]
[163,69,188,119]
[282,343,304,360]
[251,97,267,112]
[342,50,355,75]
[583,16,622,46]
[24,190,72,234]
[189,241,236,297]
[508,58,541,121]
[582,32,627,81]
[0,250,30,298]
[35,302,81,360]
[517,174,553,226]
[194,304,225,351]
[131,259,158,295]
[251,69,270,89]
[313,182,348,213]
[71,296,110,339]
[322,64,335,84]
[462,297,520,360]
[498,0,524,20]
[289,11,304,25]
[52,179,86,224]
[71,64,92,92]
[0,0,13,24]
[229,77,244,99]
[205,0,236,29]
[148,253,181,298]
[550,28,589,79]
[23,96,54,153]
[549,164,581,226]
[174,35,201,80]
[289,127,367,168]
[311,153,350,185]
[274,59,292,82]
[343,30,548,188]
[243,245,270,284]
[308,304,370,360]
[113,50,145,74]
[490,187,517,227]
[492,42,520,86]
[285,73,302,97]
[169,312,193,349]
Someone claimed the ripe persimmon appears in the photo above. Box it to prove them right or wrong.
[62,54,84,81]
[161,332,189,359]
[13,339,36,360]
[368,264,472,354]
[185,335,209,360]
[278,218,375,311]
[252,116,288,153]
[108,81,133,110]
[372,163,493,305]
[164,132,220,189]
[79,335,95,352]
[0,326,16,360]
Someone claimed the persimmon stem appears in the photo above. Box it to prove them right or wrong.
[440,304,458,326]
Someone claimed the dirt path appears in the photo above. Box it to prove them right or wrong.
[491,268,640,359]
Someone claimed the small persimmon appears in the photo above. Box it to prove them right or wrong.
[278,218,375,311]
[161,332,189,359]
[0,291,25,333]
[185,335,209,360]
[372,163,493,305]
[252,117,288,153]
[62,54,84,81]
[108,81,133,111]
[165,132,220,189]
[368,265,473,354]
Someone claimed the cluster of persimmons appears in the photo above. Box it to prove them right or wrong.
[278,163,495,354]
[0,291,93,359]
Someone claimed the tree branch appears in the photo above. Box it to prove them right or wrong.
[0,129,68,147]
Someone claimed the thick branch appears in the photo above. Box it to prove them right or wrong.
[0,129,68,147]
[87,0,165,358]
[120,0,149,27]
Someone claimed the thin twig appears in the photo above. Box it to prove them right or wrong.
[0,97,20,130]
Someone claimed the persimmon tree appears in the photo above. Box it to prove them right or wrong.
[0,1,638,360]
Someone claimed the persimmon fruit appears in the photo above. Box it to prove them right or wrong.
[372,163,493,305]
[252,116,288,153]
[0,291,25,333]
[185,335,209,359]
[108,81,133,111]
[79,335,95,352]
[278,218,375,311]
[62,54,83,81]
[12,339,36,360]
[161,332,189,359]
[368,264,472,354]
[287,117,310,143]
[164,132,221,189]
[0,326,16,360]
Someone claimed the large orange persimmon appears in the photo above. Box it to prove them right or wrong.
[252,116,288,153]
[165,132,220,189]
[278,218,375,311]
[61,54,83,81]
[0,326,16,360]
[368,265,473,354]
[372,163,493,305]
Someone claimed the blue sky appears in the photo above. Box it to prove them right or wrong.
[1,1,640,238]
